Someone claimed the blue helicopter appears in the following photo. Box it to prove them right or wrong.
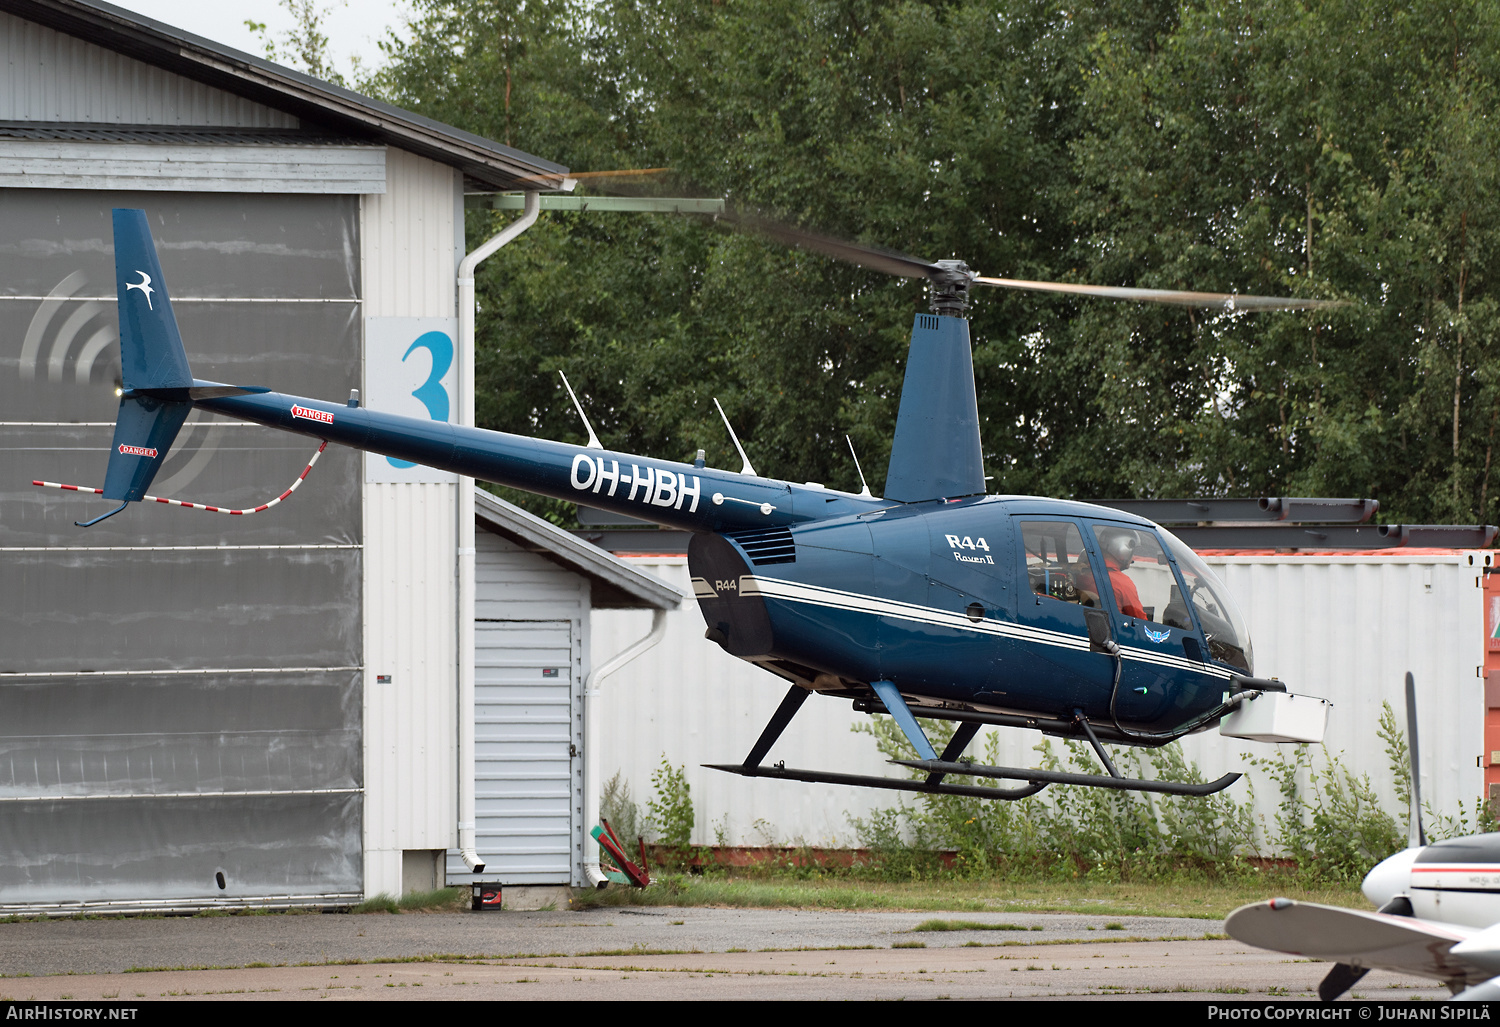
[48,209,1336,802]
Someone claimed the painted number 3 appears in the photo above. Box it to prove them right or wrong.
[387,330,453,469]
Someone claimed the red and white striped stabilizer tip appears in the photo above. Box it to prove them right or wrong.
[33,440,328,515]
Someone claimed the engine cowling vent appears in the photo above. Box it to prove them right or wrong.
[728,526,796,566]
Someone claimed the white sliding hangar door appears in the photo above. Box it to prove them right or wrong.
[447,528,586,887]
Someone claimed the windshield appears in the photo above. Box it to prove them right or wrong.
[1158,528,1254,674]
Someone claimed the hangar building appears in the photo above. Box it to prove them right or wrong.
[0,0,677,912]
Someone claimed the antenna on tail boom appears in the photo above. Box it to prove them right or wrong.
[846,435,873,498]
[558,371,603,450]
[713,398,757,477]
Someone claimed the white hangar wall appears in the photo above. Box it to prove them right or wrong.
[445,529,590,889]
[1190,553,1486,839]
[0,0,582,909]
[360,148,465,898]
[594,552,1487,851]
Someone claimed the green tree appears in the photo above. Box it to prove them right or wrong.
[370,1,1500,524]
[1070,0,1500,519]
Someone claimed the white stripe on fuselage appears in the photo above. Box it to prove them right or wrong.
[724,575,1234,680]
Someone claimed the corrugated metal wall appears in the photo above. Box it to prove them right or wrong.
[1191,554,1486,835]
[360,148,462,897]
[0,12,297,127]
[1,193,365,912]
[595,553,1487,851]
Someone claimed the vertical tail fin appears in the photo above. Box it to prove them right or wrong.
[883,313,985,502]
[113,208,192,390]
[97,210,194,507]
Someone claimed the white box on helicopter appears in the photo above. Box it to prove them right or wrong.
[1218,689,1331,744]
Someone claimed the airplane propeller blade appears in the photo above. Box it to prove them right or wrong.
[1406,670,1428,848]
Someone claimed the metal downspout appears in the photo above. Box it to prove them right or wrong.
[583,607,668,887]
[455,191,540,873]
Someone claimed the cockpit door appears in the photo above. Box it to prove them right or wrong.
[1012,519,1114,712]
[1083,521,1219,728]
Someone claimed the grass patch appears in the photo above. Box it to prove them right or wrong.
[397,887,467,912]
[575,947,701,957]
[347,888,466,915]
[912,919,1041,933]
[570,873,1367,919]
[351,894,398,914]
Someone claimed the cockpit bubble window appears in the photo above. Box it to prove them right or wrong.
[1021,521,1099,608]
[1090,525,1187,628]
[1158,528,1254,674]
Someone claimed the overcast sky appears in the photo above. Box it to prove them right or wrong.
[107,1,411,79]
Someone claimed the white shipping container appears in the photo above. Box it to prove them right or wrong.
[592,551,1489,851]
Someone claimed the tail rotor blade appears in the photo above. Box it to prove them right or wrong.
[1406,671,1427,848]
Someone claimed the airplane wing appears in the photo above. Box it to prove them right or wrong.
[1226,898,1491,996]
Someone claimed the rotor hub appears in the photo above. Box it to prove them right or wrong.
[929,260,974,316]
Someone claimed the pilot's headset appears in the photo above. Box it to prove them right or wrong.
[1099,528,1140,570]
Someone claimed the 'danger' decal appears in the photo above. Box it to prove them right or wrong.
[292,405,334,425]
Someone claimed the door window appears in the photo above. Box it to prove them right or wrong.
[1020,521,1100,608]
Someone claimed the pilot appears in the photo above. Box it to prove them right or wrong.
[1098,528,1148,621]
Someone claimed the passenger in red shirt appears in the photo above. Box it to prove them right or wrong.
[1098,529,1148,621]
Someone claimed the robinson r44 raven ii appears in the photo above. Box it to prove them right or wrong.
[42,209,1338,802]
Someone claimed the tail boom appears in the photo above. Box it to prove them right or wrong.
[193,389,856,533]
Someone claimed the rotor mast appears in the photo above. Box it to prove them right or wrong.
[927,259,974,316]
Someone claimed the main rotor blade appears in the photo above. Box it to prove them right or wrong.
[973,275,1341,311]
[723,212,940,280]
[711,203,1346,312]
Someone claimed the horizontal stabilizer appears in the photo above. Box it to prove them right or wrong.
[102,394,191,502]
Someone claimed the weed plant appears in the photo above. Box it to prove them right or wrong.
[845,715,1260,885]
[599,756,696,872]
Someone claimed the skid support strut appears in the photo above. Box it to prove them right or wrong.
[743,684,810,769]
[705,682,1047,800]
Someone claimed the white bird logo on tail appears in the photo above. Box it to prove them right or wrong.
[125,270,154,310]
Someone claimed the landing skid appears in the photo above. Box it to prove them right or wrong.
[707,761,1047,800]
[892,759,1239,796]
[704,683,1241,800]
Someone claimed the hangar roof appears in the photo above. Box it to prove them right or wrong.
[1,0,570,190]
[474,487,684,611]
